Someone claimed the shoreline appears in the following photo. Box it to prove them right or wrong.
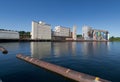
[0,39,109,42]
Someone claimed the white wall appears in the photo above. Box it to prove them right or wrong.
[31,21,51,40]
[0,31,19,39]
[54,26,70,37]
[82,26,92,40]
[31,21,38,39]
[72,25,77,40]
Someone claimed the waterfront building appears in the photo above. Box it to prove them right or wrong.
[53,26,71,37]
[82,26,109,40]
[52,26,71,40]
[72,25,77,40]
[0,30,19,39]
[31,21,51,40]
[31,20,78,40]
[82,26,93,40]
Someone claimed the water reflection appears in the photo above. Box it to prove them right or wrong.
[0,78,2,82]
[0,43,19,55]
[71,42,76,55]
[0,43,20,51]
[81,42,110,55]
[31,42,110,59]
[31,42,77,59]
[31,42,51,59]
[51,42,68,57]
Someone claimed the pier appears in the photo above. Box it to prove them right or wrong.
[16,54,111,82]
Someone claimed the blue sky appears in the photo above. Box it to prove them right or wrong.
[0,0,120,37]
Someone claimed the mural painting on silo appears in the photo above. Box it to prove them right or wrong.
[82,26,109,41]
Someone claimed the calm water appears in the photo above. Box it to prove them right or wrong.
[0,42,120,82]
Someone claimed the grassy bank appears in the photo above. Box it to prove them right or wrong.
[109,36,120,41]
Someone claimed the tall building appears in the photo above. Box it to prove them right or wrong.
[82,26,109,40]
[72,25,77,40]
[31,21,51,40]
[53,26,70,37]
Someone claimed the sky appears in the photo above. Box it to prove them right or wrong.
[0,0,120,37]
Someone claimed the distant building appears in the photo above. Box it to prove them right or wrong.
[31,20,78,40]
[82,26,109,40]
[52,26,71,40]
[72,25,77,40]
[53,26,71,37]
[0,30,19,39]
[31,21,51,40]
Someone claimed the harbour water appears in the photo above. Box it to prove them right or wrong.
[0,42,120,82]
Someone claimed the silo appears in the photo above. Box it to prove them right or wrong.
[107,33,110,40]
[31,21,38,39]
[82,26,92,40]
[73,25,77,40]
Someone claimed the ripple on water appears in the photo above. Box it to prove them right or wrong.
[0,78,2,82]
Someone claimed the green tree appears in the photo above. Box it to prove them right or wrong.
[109,36,120,41]
[19,31,26,35]
[77,34,82,38]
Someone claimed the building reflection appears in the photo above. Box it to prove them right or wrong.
[31,42,110,59]
[31,42,51,59]
[52,42,77,57]
[31,42,77,59]
[71,42,76,55]
[81,42,110,55]
[51,42,70,57]
[81,42,94,55]
[106,42,110,50]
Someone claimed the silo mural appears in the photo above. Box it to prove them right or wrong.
[82,26,93,40]
[82,26,109,40]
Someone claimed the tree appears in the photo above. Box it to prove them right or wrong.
[109,36,120,41]
[77,34,82,38]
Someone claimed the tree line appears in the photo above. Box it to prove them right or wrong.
[19,31,30,35]
[109,36,120,41]
[18,31,31,39]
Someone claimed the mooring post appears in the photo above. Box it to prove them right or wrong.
[16,54,111,82]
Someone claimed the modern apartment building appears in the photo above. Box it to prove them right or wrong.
[31,21,51,40]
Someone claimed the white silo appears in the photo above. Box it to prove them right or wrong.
[31,21,38,39]
[82,26,92,40]
[73,25,77,40]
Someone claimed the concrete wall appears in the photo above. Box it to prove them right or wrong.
[82,26,92,40]
[31,21,51,40]
[31,21,38,39]
[82,26,109,40]
[0,31,19,39]
[53,26,70,37]
[72,25,77,40]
